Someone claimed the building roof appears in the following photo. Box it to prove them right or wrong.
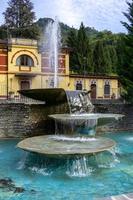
[8,38,38,46]
[69,74,118,79]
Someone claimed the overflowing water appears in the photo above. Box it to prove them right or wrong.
[66,90,94,114]
[66,156,94,177]
[50,113,123,135]
[50,135,97,142]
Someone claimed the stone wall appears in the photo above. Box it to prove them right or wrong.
[94,103,133,133]
[0,102,132,138]
[0,103,30,138]
[0,102,68,138]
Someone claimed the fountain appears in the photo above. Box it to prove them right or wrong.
[17,88,123,156]
[17,18,123,170]
[0,20,132,200]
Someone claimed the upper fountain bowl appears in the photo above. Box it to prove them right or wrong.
[49,113,124,127]
[18,88,68,106]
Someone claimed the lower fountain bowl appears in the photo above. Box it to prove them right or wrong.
[17,135,116,157]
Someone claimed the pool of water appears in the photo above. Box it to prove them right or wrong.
[0,131,133,200]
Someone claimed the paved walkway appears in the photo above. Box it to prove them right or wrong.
[96,193,133,200]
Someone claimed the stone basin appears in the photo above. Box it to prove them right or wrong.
[17,135,116,157]
[49,113,124,127]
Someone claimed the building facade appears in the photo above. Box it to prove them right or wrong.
[0,38,120,100]
[0,40,8,98]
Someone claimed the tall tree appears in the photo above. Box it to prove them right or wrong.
[3,0,35,28]
[67,27,78,72]
[93,40,112,74]
[67,22,94,74]
[3,0,40,39]
[77,22,90,74]
[118,0,133,102]
[108,45,118,73]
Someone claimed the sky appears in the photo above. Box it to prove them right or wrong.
[0,0,130,33]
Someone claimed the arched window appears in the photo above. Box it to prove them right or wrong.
[76,81,82,90]
[16,55,34,66]
[104,80,110,98]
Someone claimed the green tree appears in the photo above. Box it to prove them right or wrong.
[67,22,94,74]
[67,27,78,72]
[93,40,112,74]
[108,45,118,73]
[77,22,90,74]
[119,0,133,102]
[0,25,8,39]
[3,0,40,39]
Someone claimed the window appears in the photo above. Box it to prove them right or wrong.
[16,55,34,66]
[104,81,110,97]
[76,81,82,90]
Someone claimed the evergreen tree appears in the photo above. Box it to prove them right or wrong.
[93,40,111,74]
[66,22,119,75]
[67,27,79,72]
[86,40,94,74]
[3,0,40,39]
[108,45,118,73]
[104,45,112,74]
[67,22,94,74]
[0,26,8,39]
[77,22,91,74]
[119,0,133,102]
[3,0,35,28]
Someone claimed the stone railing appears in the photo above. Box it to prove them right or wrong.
[0,94,45,105]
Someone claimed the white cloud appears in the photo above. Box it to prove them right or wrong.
[0,0,130,32]
[53,0,84,27]
[50,0,129,32]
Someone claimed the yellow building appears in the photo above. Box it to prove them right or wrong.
[69,74,119,99]
[7,38,42,96]
[0,38,120,100]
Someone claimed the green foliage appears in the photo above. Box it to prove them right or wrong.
[108,45,118,73]
[3,0,35,28]
[2,0,39,39]
[119,0,133,103]
[67,22,119,75]
[67,27,78,71]
[93,40,109,74]
[67,22,94,74]
[0,26,8,39]
[7,24,40,39]
[77,23,91,73]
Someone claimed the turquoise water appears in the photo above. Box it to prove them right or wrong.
[0,131,133,200]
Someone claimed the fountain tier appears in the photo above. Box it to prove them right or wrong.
[17,135,116,156]
[49,113,123,126]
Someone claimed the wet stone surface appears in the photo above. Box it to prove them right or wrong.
[17,135,116,156]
